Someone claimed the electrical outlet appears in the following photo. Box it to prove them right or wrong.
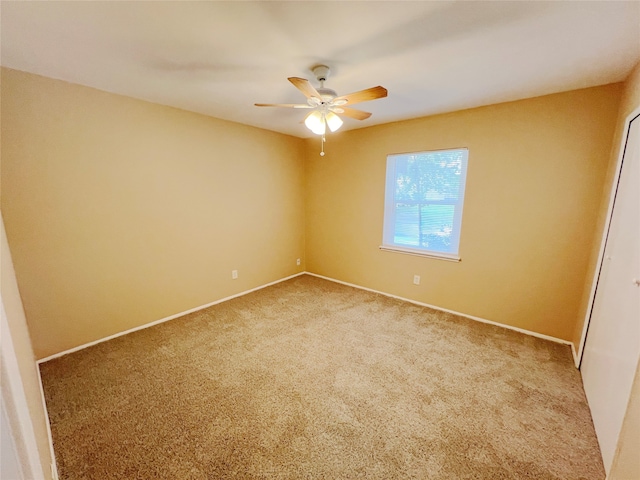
[413,275,420,285]
[296,258,301,266]
[232,270,238,280]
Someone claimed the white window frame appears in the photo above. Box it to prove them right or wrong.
[380,148,469,261]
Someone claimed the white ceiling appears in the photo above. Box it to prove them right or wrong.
[1,1,639,138]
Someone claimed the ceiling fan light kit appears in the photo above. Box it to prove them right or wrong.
[325,112,343,132]
[304,111,326,135]
[255,65,388,155]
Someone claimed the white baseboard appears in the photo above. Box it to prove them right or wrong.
[36,360,59,480]
[571,343,579,368]
[37,272,306,364]
[305,272,575,352]
[37,270,576,367]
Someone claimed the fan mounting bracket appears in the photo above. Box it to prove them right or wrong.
[312,65,331,83]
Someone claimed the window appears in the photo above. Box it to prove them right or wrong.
[381,148,468,261]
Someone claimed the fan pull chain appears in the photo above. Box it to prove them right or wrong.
[320,134,325,156]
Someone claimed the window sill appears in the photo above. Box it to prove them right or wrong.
[379,245,461,262]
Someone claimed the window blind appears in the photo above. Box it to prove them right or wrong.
[382,148,469,259]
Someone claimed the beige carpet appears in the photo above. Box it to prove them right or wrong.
[40,274,604,479]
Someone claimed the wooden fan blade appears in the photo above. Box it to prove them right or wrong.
[333,86,387,106]
[288,77,323,101]
[255,103,313,108]
[336,107,372,120]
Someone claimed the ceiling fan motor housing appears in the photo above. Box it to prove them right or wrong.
[317,88,337,102]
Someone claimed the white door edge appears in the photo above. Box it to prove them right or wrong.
[0,298,46,479]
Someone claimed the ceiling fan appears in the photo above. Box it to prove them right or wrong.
[255,65,388,139]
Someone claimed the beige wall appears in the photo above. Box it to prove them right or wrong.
[1,68,306,359]
[1,214,52,478]
[305,84,622,341]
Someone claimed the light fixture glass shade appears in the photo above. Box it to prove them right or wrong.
[304,111,325,135]
[325,112,343,132]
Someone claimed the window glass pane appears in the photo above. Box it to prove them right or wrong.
[393,203,419,246]
[394,151,464,203]
[421,205,455,252]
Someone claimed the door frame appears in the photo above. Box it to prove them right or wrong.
[0,298,45,479]
[577,105,640,367]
